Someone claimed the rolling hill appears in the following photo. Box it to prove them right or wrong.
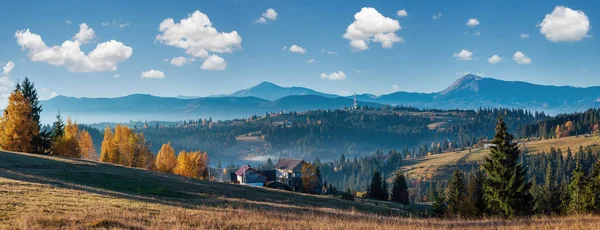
[2,146,599,228]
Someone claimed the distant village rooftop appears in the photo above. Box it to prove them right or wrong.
[274,158,304,170]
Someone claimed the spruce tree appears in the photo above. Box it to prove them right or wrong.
[483,117,532,217]
[588,161,600,213]
[368,171,383,200]
[466,169,485,217]
[390,171,409,205]
[18,78,49,153]
[446,169,467,217]
[50,112,65,141]
[568,163,590,214]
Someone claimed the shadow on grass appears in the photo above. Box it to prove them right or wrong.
[0,151,400,218]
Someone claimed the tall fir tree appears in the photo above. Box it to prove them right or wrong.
[390,171,410,205]
[368,171,383,200]
[568,163,591,214]
[19,78,50,153]
[446,169,467,217]
[588,161,600,213]
[465,169,485,217]
[50,112,64,141]
[483,117,532,217]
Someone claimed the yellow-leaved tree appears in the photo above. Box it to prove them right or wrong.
[173,150,209,179]
[100,127,116,163]
[174,151,194,177]
[0,91,39,153]
[113,124,132,165]
[52,117,81,158]
[99,125,153,169]
[78,130,96,160]
[126,132,153,168]
[155,142,177,173]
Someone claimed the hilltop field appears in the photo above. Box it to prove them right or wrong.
[2,150,600,229]
[402,134,600,181]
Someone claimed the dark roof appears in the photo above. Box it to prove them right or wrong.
[235,165,261,176]
[274,158,304,170]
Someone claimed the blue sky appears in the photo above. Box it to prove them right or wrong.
[0,0,598,105]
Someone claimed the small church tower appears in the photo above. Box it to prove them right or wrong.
[353,92,358,110]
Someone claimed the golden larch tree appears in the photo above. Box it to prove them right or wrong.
[52,117,81,158]
[126,132,152,168]
[78,130,96,160]
[174,151,193,177]
[100,127,116,163]
[0,91,39,153]
[155,142,177,173]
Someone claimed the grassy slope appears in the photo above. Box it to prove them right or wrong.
[402,135,600,181]
[2,138,600,229]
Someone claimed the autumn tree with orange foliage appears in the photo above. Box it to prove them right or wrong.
[99,125,153,169]
[173,150,209,179]
[0,91,39,153]
[100,127,116,163]
[155,142,177,173]
[52,117,81,158]
[78,130,96,160]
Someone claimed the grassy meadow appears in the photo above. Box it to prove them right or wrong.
[2,148,600,229]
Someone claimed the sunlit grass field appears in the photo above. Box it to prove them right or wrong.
[2,150,600,229]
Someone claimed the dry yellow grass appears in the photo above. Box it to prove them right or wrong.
[2,150,600,229]
[401,135,600,181]
[521,135,600,155]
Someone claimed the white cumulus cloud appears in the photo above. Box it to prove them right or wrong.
[520,33,530,38]
[513,51,531,64]
[433,12,442,20]
[289,44,306,54]
[466,18,480,27]
[65,20,71,25]
[452,49,474,61]
[3,61,15,75]
[156,10,241,70]
[170,56,193,67]
[72,23,96,44]
[539,6,590,42]
[141,69,165,79]
[112,74,120,78]
[256,8,277,23]
[343,7,403,51]
[306,59,315,64]
[255,17,267,24]
[15,28,132,72]
[200,55,227,70]
[487,55,503,64]
[392,84,400,91]
[320,71,346,81]
[397,9,408,17]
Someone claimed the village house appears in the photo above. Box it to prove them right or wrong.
[231,165,280,188]
[274,158,305,192]
[233,165,267,187]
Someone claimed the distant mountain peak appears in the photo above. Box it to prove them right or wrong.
[253,81,280,88]
[225,81,338,101]
[439,74,483,96]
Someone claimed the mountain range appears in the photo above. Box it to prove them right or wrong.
[40,74,600,123]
